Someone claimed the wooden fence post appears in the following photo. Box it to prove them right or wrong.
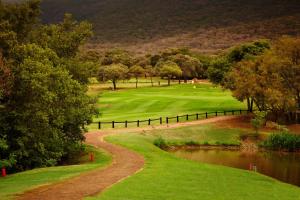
[160,117,162,125]
[224,111,226,116]
[125,121,128,128]
[196,113,199,120]
[166,117,169,124]
[112,121,115,128]
[177,116,179,123]
[186,114,189,121]
[232,110,234,115]
[137,120,140,127]
[240,109,242,114]
[216,111,218,116]
[98,122,101,129]
[206,112,208,119]
[148,119,151,126]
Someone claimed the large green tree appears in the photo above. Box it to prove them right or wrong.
[98,64,129,90]
[170,54,203,83]
[129,65,145,88]
[0,1,97,171]
[226,37,300,122]
[156,61,182,86]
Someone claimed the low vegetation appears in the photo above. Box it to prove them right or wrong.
[149,124,244,147]
[263,132,300,152]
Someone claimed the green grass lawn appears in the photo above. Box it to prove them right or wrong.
[0,146,111,200]
[89,83,246,129]
[143,124,247,146]
[86,130,300,200]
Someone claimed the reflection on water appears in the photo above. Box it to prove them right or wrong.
[171,148,300,187]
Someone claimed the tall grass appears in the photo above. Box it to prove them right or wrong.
[263,132,300,152]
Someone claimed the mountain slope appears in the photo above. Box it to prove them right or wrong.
[39,0,300,54]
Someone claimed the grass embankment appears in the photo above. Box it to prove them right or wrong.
[0,146,111,200]
[87,126,300,200]
[89,83,245,129]
[148,124,244,147]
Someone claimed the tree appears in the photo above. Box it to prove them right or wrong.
[129,65,145,88]
[0,44,96,170]
[0,1,98,172]
[98,64,129,90]
[101,49,133,67]
[0,0,40,57]
[208,40,270,85]
[225,60,256,112]
[227,40,270,63]
[0,53,12,102]
[226,37,300,122]
[29,13,93,58]
[144,65,156,87]
[156,61,182,86]
[62,58,98,85]
[273,36,300,110]
[170,54,203,83]
[207,58,231,85]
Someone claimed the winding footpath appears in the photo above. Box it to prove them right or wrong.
[16,132,145,200]
[16,115,240,200]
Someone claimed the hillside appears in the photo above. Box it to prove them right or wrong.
[40,0,300,54]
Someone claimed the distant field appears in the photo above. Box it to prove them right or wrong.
[89,83,245,129]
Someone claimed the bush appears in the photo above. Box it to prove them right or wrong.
[185,140,200,146]
[263,132,300,152]
[153,137,168,149]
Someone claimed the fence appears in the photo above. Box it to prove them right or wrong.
[92,109,250,129]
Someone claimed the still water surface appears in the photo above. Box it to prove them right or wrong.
[171,148,300,187]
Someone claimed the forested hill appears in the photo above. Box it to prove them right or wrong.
[40,0,300,54]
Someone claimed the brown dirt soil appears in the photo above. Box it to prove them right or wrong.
[15,132,145,200]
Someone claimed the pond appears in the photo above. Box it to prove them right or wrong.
[170,148,300,187]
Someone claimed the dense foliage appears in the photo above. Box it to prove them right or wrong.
[263,132,300,152]
[226,37,300,121]
[0,0,97,171]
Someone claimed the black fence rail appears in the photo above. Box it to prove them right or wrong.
[93,109,250,129]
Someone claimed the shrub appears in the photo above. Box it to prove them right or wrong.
[185,140,200,146]
[153,137,168,149]
[263,132,300,152]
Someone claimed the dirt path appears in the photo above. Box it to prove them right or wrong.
[16,132,145,200]
[16,115,242,200]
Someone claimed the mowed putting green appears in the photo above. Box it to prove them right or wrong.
[91,83,245,129]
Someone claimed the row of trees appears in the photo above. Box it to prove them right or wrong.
[96,48,208,90]
[225,37,300,122]
[0,1,97,171]
[205,37,299,123]
[98,37,299,123]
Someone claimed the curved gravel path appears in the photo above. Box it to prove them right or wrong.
[16,115,241,200]
[16,132,145,200]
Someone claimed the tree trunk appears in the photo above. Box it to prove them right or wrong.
[113,80,117,90]
[168,78,171,86]
[151,77,153,87]
[184,75,187,83]
[247,97,254,112]
[135,77,138,88]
